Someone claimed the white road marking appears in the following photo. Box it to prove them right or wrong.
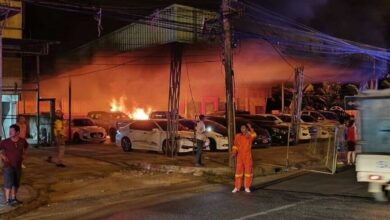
[233,199,317,220]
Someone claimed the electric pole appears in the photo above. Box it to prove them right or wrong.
[222,0,236,168]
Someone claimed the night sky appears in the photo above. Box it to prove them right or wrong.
[23,0,390,75]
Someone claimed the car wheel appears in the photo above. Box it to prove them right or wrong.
[209,139,217,152]
[121,137,132,152]
[73,133,82,144]
[109,128,117,143]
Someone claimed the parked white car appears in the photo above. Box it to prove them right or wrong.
[300,114,331,139]
[179,119,229,151]
[116,120,195,154]
[65,118,107,144]
[274,114,312,141]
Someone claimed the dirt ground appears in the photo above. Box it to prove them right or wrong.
[0,142,324,219]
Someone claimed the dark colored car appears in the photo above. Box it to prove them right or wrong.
[204,116,272,148]
[206,111,250,117]
[150,111,184,120]
[238,115,295,145]
[301,114,318,123]
[318,110,339,121]
[88,111,132,142]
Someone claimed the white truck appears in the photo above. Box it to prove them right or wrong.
[355,89,390,201]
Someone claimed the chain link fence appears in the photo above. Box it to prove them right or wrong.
[303,124,339,174]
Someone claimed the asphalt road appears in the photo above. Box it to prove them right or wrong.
[98,168,390,220]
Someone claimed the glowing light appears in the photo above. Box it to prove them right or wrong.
[110,96,127,113]
[109,96,152,120]
[132,108,152,120]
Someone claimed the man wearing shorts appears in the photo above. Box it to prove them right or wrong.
[0,124,28,206]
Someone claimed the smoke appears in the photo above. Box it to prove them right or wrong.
[30,39,373,115]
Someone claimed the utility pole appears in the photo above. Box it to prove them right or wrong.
[167,43,183,158]
[291,66,304,144]
[281,82,285,113]
[222,0,236,168]
[36,56,40,145]
[0,37,2,140]
[68,79,72,143]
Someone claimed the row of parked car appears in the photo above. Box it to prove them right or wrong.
[61,109,344,156]
[61,109,342,147]
[112,109,343,155]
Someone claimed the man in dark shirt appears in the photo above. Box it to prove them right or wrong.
[0,124,28,206]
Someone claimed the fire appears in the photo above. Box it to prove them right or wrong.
[110,97,152,120]
[132,108,152,120]
[110,96,126,112]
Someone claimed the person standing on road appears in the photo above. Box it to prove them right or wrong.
[232,123,256,193]
[346,120,357,165]
[194,115,206,167]
[336,118,347,162]
[0,124,29,206]
[47,110,66,168]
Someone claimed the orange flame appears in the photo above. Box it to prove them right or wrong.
[110,96,127,113]
[132,108,152,120]
[110,97,152,120]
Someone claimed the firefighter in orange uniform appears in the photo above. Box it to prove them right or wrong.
[232,123,256,193]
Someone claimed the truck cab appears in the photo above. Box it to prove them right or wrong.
[355,89,390,201]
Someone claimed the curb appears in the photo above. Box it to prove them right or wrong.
[126,161,313,178]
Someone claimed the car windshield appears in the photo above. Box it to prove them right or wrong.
[179,120,196,130]
[320,111,338,120]
[73,119,95,127]
[205,117,227,126]
[279,115,291,122]
[301,115,317,122]
[311,112,326,120]
[268,115,284,123]
[155,121,188,131]
[204,121,227,136]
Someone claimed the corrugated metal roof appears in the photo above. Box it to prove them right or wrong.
[73,4,217,54]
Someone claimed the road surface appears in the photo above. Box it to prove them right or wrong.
[96,168,389,220]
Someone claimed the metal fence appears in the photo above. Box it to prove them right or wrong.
[304,124,338,174]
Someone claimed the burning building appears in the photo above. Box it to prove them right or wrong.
[20,4,388,129]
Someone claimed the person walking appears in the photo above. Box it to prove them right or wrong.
[0,124,29,206]
[194,115,206,167]
[346,120,357,165]
[232,123,256,193]
[47,110,66,168]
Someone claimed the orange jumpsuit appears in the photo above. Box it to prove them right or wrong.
[232,129,256,189]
